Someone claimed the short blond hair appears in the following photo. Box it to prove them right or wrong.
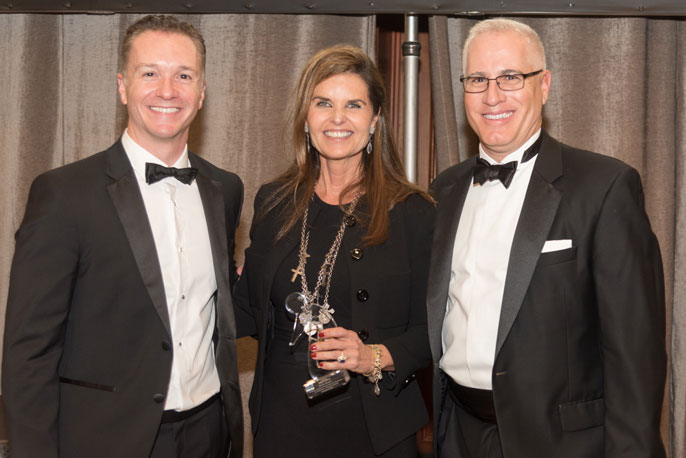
[121,15,206,75]
[462,18,546,75]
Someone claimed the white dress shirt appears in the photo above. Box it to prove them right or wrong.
[122,131,220,411]
[440,130,541,389]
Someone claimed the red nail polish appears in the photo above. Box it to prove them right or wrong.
[311,352,317,358]
[310,344,317,351]
[318,332,326,338]
[318,362,324,368]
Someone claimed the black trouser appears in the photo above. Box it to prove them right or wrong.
[150,395,229,458]
[438,374,503,458]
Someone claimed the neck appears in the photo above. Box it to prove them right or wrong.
[316,156,362,205]
[483,126,542,163]
[483,150,511,163]
[153,149,185,166]
[127,128,188,166]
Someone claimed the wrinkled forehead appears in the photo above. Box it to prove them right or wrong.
[465,31,537,74]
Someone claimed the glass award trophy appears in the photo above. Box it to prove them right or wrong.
[285,292,350,399]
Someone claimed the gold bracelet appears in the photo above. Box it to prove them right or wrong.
[363,344,383,396]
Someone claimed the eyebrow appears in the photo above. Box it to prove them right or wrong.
[466,69,523,77]
[134,63,199,73]
[312,96,368,105]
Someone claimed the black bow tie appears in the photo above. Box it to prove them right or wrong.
[472,136,543,189]
[145,162,198,185]
[473,159,517,188]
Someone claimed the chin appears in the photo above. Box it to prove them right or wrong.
[482,135,514,149]
[150,128,183,139]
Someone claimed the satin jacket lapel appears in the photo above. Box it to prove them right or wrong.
[495,132,563,357]
[192,155,236,340]
[105,141,171,336]
[427,159,474,362]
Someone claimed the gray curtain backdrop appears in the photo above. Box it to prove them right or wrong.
[0,13,375,457]
[3,11,685,457]
[429,15,686,457]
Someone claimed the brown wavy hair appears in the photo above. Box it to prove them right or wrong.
[261,44,432,246]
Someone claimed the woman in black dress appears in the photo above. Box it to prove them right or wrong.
[234,44,435,457]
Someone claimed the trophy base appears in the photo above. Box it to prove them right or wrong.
[303,369,351,399]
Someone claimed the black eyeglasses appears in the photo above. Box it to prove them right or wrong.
[460,70,544,93]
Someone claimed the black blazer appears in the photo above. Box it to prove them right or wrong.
[427,131,666,458]
[2,141,244,458]
[234,184,435,454]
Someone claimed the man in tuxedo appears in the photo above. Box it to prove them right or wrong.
[427,18,666,458]
[2,15,243,458]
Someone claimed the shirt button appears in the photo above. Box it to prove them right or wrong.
[161,341,171,351]
[181,295,185,300]
[344,215,357,227]
[350,248,363,260]
[356,289,369,302]
[152,393,166,403]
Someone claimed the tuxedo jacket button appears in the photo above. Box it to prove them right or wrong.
[152,393,166,403]
[162,341,171,351]
[356,289,369,302]
[357,329,369,342]
[350,248,363,260]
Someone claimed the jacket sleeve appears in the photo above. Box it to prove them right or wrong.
[381,196,436,395]
[592,166,666,458]
[2,172,79,458]
[233,184,272,339]
[224,172,243,290]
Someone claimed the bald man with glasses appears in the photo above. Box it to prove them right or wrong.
[427,18,666,458]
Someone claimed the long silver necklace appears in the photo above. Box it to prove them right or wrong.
[285,192,361,347]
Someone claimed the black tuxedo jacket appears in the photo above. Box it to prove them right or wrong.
[2,141,244,458]
[234,184,434,454]
[427,132,666,457]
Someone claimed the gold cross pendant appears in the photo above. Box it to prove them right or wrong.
[290,253,310,283]
[290,266,305,283]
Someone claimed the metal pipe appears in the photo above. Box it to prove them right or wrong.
[402,14,421,183]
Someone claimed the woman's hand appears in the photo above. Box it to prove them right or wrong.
[310,327,394,374]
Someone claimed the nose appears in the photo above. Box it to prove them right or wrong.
[483,79,505,106]
[331,105,346,124]
[157,76,176,99]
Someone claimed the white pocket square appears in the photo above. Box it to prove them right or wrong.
[541,239,572,253]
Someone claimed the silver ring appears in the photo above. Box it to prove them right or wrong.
[337,352,347,363]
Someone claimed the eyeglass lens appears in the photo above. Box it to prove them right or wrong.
[463,74,524,92]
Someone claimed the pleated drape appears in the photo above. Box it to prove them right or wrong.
[5,10,685,457]
[429,14,686,457]
[0,13,375,456]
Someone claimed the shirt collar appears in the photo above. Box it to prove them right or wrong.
[121,129,190,182]
[478,128,541,165]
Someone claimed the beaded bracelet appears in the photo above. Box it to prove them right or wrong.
[364,344,383,396]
